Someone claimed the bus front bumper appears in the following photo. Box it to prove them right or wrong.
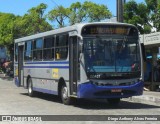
[77,81,143,99]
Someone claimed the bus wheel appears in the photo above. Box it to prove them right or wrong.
[28,78,34,97]
[107,98,120,105]
[61,84,72,105]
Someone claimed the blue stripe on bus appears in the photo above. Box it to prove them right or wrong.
[25,61,69,64]
[24,66,69,69]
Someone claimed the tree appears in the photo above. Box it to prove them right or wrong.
[22,3,52,35]
[145,0,160,31]
[145,0,157,13]
[83,1,112,22]
[48,2,112,27]
[69,1,111,25]
[0,13,16,46]
[69,2,87,25]
[124,0,151,34]
[0,13,17,59]
[0,3,53,60]
[13,16,26,38]
[47,5,70,28]
[154,3,160,31]
[12,3,52,59]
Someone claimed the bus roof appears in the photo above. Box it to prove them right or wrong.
[14,22,137,43]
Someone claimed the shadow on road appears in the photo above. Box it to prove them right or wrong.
[21,92,62,104]
[20,92,160,110]
[74,99,160,110]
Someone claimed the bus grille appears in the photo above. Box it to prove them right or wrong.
[92,82,134,86]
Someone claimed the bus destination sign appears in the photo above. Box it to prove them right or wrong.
[82,25,133,35]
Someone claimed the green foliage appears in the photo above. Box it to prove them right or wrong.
[0,13,16,45]
[124,0,160,33]
[48,1,111,27]
[0,3,52,45]
[48,6,70,28]
[82,1,111,22]
[0,3,52,58]
[145,0,160,31]
[23,3,52,35]
[153,4,160,31]
[145,0,157,13]
[69,2,86,25]
[124,0,151,34]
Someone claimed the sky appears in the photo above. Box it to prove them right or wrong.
[0,0,145,17]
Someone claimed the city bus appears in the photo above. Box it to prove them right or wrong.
[14,22,145,105]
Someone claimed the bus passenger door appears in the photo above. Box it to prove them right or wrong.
[18,45,24,87]
[69,36,79,95]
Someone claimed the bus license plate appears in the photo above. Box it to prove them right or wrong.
[111,89,122,93]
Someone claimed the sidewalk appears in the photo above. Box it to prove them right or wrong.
[131,91,160,105]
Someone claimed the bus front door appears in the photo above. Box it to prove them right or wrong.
[17,45,24,87]
[69,36,79,95]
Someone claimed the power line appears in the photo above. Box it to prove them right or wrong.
[50,0,59,8]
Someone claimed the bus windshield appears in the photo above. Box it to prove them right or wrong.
[83,36,141,79]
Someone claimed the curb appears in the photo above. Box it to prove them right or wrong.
[130,95,160,105]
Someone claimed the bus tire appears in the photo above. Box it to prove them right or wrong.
[61,84,72,105]
[107,98,120,105]
[28,78,34,97]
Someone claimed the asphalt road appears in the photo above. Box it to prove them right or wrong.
[0,76,160,124]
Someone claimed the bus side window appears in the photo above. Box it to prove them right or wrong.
[43,37,54,60]
[33,38,43,61]
[24,41,32,61]
[55,34,68,60]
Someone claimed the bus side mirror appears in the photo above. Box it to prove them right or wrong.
[141,43,146,62]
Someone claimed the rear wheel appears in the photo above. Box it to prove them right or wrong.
[28,78,35,97]
[61,84,72,105]
[107,98,120,105]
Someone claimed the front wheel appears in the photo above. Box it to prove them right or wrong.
[61,84,72,105]
[28,78,35,97]
[107,98,120,105]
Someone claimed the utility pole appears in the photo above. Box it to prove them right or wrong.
[117,0,125,22]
